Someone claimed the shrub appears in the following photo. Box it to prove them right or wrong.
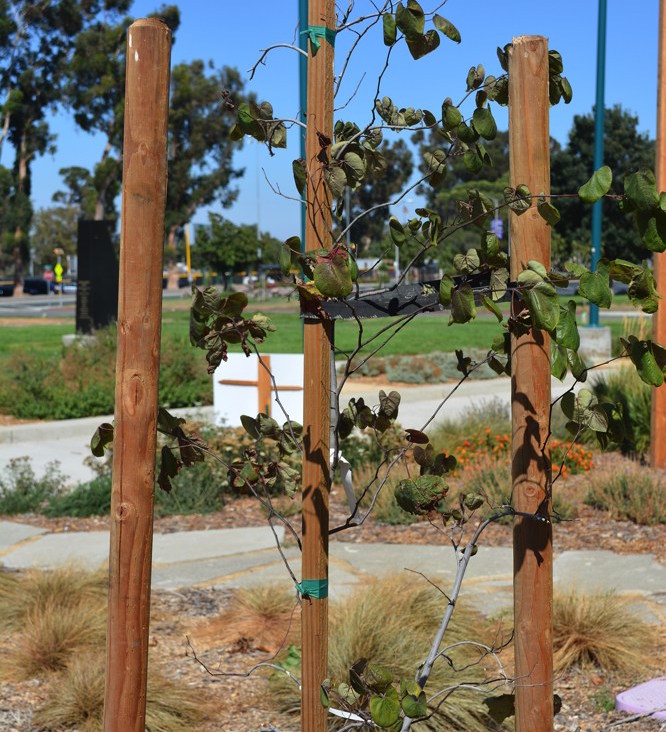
[0,324,212,420]
[585,464,666,525]
[44,475,112,517]
[270,575,504,731]
[429,399,511,454]
[0,457,66,514]
[552,590,653,674]
[590,365,650,457]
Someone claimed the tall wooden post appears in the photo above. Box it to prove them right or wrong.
[301,0,334,729]
[652,1,666,468]
[103,19,171,732]
[508,36,554,732]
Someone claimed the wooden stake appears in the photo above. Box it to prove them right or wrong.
[103,19,171,732]
[301,0,335,729]
[508,36,554,732]
[652,0,666,468]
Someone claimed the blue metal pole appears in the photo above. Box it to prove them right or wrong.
[299,0,308,253]
[589,0,607,327]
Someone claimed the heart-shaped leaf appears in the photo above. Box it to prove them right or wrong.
[578,165,612,204]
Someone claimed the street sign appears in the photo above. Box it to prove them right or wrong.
[54,263,63,283]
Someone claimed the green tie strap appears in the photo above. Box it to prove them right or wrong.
[301,25,336,56]
[296,578,329,599]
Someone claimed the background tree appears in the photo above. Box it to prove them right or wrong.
[193,213,283,289]
[0,0,131,280]
[551,105,655,265]
[30,205,78,268]
[346,138,414,253]
[413,129,510,261]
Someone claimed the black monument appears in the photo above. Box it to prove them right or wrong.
[76,220,119,334]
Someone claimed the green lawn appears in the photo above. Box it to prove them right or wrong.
[0,307,639,369]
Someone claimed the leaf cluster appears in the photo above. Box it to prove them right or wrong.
[189,286,275,373]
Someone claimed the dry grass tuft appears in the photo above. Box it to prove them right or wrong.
[553,590,654,674]
[270,574,505,731]
[33,653,211,732]
[6,598,105,679]
[0,563,107,632]
[191,583,300,655]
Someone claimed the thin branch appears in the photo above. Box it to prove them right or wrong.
[248,43,307,80]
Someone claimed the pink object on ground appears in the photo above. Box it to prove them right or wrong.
[616,678,666,720]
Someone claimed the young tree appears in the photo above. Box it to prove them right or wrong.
[30,205,78,267]
[551,105,655,263]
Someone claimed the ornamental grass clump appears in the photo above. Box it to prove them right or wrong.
[33,653,211,732]
[269,575,505,731]
[552,590,653,674]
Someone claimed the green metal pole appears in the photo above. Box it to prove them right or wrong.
[589,0,607,327]
[299,0,308,253]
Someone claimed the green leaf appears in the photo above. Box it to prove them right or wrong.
[555,300,580,350]
[456,121,479,143]
[628,268,660,314]
[463,148,483,173]
[379,390,401,419]
[525,281,560,332]
[471,107,497,140]
[367,664,394,693]
[438,274,454,306]
[560,76,573,103]
[490,268,509,300]
[504,185,532,215]
[578,165,612,204]
[550,342,567,381]
[292,159,306,197]
[395,474,445,514]
[402,689,428,718]
[343,151,365,181]
[313,254,353,298]
[324,166,347,198]
[624,336,666,387]
[537,195,560,226]
[389,216,407,247]
[578,266,612,308]
[240,415,261,439]
[91,422,114,457]
[566,348,588,381]
[449,284,476,324]
[484,694,515,724]
[433,14,460,42]
[624,168,660,212]
[635,210,666,252]
[527,260,549,279]
[482,294,503,322]
[395,0,425,41]
[453,249,480,274]
[370,693,401,728]
[406,29,440,60]
[382,13,397,45]
[441,100,462,131]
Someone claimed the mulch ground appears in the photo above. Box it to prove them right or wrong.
[2,451,666,731]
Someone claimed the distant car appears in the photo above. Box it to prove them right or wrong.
[0,277,14,296]
[23,277,50,295]
[61,280,77,294]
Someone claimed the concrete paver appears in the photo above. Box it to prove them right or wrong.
[0,519,45,552]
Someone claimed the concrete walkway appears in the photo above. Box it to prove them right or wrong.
[1,519,665,622]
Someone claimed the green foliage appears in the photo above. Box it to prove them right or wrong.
[0,326,211,420]
[551,105,655,264]
[0,457,65,514]
[590,366,651,456]
[44,476,111,518]
[585,466,666,525]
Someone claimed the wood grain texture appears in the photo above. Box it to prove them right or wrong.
[652,1,666,468]
[508,35,554,732]
[103,19,171,732]
[301,1,335,729]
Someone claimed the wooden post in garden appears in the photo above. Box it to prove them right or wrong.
[508,36,554,732]
[652,0,666,468]
[103,19,171,732]
[301,0,335,729]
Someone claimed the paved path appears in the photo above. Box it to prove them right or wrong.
[0,372,593,485]
[1,519,665,623]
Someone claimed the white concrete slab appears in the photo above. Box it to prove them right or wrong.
[0,520,46,551]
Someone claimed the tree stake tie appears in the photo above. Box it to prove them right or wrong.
[301,25,336,55]
[296,579,329,599]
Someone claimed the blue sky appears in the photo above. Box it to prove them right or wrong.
[16,0,662,241]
